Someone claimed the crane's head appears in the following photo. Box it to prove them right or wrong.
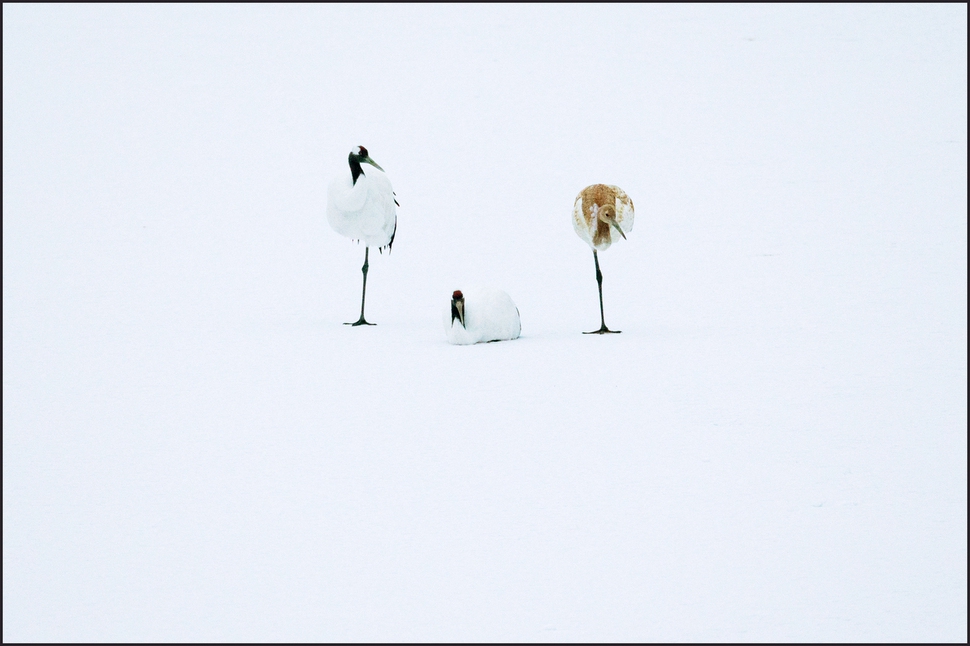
[597,203,626,240]
[349,146,384,172]
[451,290,465,328]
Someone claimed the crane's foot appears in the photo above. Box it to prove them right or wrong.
[583,326,621,334]
[345,318,376,326]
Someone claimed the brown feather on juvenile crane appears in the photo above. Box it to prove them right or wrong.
[571,184,635,334]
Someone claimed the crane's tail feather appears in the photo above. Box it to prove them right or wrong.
[379,216,398,255]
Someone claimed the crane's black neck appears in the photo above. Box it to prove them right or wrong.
[452,297,467,328]
[349,154,364,185]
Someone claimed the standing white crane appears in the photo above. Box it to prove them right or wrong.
[327,146,398,326]
[443,288,521,345]
[572,184,634,334]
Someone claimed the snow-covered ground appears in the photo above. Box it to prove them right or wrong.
[3,5,966,642]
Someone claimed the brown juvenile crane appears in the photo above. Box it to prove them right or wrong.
[571,184,635,334]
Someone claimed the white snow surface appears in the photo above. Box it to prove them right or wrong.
[443,288,521,345]
[3,5,967,642]
[327,158,397,249]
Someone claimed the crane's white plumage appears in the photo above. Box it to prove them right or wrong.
[572,184,634,251]
[327,148,397,250]
[443,288,521,345]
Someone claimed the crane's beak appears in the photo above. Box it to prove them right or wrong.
[451,298,465,328]
[361,156,384,172]
[607,217,627,240]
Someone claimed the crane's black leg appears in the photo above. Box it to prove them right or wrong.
[584,250,620,334]
[346,247,376,326]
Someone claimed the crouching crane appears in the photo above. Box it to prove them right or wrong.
[444,288,521,345]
